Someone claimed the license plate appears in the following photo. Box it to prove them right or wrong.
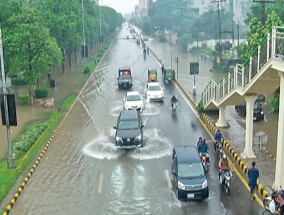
[187,193,194,198]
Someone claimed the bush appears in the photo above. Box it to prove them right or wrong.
[17,94,29,105]
[11,77,28,86]
[13,123,48,159]
[197,100,204,114]
[83,66,90,74]
[269,88,279,112]
[34,87,49,98]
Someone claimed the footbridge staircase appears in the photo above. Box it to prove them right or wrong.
[200,26,284,189]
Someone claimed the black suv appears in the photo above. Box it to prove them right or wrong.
[113,110,144,149]
[235,100,264,121]
[171,146,209,201]
[117,67,133,89]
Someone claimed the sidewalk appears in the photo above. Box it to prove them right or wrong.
[147,38,275,197]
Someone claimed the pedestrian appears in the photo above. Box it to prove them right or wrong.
[248,161,259,201]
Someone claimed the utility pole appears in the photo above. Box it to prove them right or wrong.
[253,0,276,25]
[81,0,86,70]
[211,0,225,63]
[0,27,16,169]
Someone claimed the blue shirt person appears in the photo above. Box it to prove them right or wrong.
[248,161,259,201]
[197,139,210,162]
[214,129,224,142]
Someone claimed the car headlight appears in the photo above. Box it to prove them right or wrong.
[115,136,123,143]
[202,180,208,189]
[135,134,142,142]
[178,181,186,190]
[261,111,264,115]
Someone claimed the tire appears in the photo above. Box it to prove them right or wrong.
[263,198,271,211]
[225,185,230,195]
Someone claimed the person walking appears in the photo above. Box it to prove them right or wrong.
[248,161,259,201]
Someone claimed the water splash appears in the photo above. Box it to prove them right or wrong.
[82,128,172,160]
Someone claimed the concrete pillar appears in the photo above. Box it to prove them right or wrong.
[216,105,226,127]
[274,72,284,189]
[241,95,257,158]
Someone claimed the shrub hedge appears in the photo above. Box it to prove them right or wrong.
[17,94,29,105]
[34,87,49,98]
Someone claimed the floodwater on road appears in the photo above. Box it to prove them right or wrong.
[2,26,267,215]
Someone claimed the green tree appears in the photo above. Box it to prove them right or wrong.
[239,11,282,60]
[3,7,62,104]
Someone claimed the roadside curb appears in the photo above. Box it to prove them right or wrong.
[176,80,269,200]
[2,116,66,215]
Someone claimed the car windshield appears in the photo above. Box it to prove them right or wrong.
[120,75,131,80]
[127,95,140,101]
[118,120,139,130]
[178,162,204,178]
[148,85,161,91]
[254,102,261,109]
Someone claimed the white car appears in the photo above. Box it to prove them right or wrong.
[144,82,164,101]
[124,91,144,112]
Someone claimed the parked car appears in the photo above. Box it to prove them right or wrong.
[113,110,144,149]
[124,91,144,112]
[117,67,133,89]
[171,146,209,201]
[144,82,164,101]
[235,101,264,121]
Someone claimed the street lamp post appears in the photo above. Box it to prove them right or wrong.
[81,0,86,69]
[0,27,16,168]
[175,56,179,80]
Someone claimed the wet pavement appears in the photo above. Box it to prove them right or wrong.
[1,26,266,215]
[146,36,277,197]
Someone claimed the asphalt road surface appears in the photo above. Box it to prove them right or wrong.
[7,26,267,215]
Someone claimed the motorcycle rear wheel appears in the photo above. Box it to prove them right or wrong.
[263,198,271,211]
[225,185,230,195]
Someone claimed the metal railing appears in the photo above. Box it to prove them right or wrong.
[201,26,284,108]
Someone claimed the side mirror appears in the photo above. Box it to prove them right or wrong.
[141,125,144,128]
[113,126,117,129]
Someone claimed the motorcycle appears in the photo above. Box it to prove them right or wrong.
[215,141,223,160]
[219,170,233,195]
[263,189,284,214]
[171,101,177,112]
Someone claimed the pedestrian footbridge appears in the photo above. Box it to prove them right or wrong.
[201,26,284,189]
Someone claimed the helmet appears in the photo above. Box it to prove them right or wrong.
[222,154,227,159]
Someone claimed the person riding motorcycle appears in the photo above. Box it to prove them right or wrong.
[197,138,210,163]
[218,154,231,184]
[197,137,203,147]
[171,95,178,109]
[214,129,224,151]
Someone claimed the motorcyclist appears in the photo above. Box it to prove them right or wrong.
[197,138,210,163]
[218,154,232,184]
[197,137,203,147]
[214,129,224,151]
[171,94,178,108]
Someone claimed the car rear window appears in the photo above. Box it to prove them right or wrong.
[118,119,139,130]
[127,95,140,101]
[178,162,204,178]
[148,85,161,91]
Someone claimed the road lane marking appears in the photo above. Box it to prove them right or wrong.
[165,170,172,189]
[98,173,104,194]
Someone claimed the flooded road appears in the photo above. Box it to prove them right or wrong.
[7,27,266,215]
